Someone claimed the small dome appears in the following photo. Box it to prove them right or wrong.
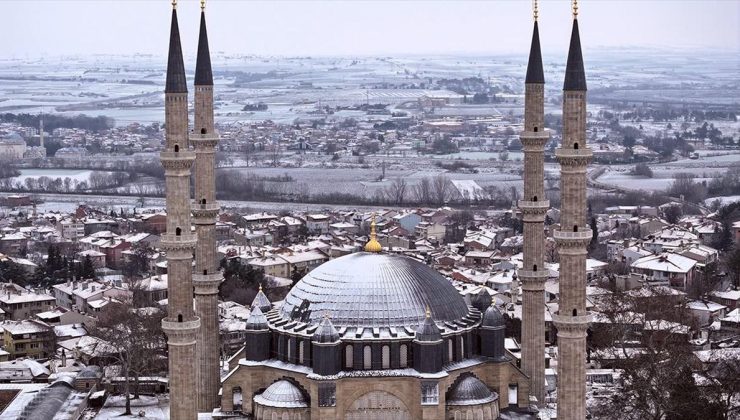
[415,310,442,342]
[481,304,505,327]
[245,306,268,330]
[251,285,271,313]
[470,288,492,312]
[446,376,498,406]
[312,316,340,343]
[253,380,308,408]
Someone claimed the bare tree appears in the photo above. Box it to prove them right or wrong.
[413,176,432,204]
[385,177,407,205]
[90,301,166,415]
[433,175,451,205]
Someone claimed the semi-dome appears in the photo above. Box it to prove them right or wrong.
[253,380,308,408]
[280,252,470,328]
[446,375,498,406]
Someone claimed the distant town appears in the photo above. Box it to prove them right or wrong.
[0,39,738,419]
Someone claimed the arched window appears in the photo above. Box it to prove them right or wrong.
[177,314,183,323]
[203,269,208,275]
[533,264,538,271]
[532,195,538,202]
[345,344,353,369]
[533,127,538,132]
[573,225,578,233]
[298,341,305,364]
[201,128,207,135]
[363,345,372,370]
[459,336,465,358]
[572,309,578,316]
[201,198,207,205]
[400,344,408,368]
[282,412,289,420]
[232,386,242,411]
[448,339,454,361]
[287,337,294,361]
[381,345,390,369]
[574,142,579,150]
[174,144,180,153]
[175,227,182,236]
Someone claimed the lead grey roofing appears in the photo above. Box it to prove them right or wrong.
[253,380,308,408]
[165,9,187,94]
[312,316,340,343]
[563,19,587,91]
[482,304,505,327]
[246,306,268,330]
[446,375,498,406]
[16,377,77,420]
[279,252,471,329]
[415,315,442,342]
[251,289,272,313]
[194,11,213,86]
[525,21,545,84]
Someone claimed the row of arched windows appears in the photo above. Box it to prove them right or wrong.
[344,344,409,370]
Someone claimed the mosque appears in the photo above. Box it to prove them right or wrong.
[159,0,590,419]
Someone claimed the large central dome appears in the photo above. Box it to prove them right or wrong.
[279,252,470,328]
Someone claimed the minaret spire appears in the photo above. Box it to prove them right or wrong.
[165,1,187,94]
[195,1,213,86]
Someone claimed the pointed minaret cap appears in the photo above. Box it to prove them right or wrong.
[165,2,187,94]
[563,1,587,91]
[525,20,544,84]
[194,1,214,86]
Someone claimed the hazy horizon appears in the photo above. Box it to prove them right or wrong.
[3,1,739,58]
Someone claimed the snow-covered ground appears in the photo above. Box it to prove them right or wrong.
[87,395,169,420]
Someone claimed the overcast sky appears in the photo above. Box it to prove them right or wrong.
[3,0,739,58]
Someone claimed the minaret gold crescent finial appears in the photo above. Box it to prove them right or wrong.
[572,0,579,19]
[172,0,177,10]
[201,0,206,11]
[533,0,539,22]
[364,212,382,252]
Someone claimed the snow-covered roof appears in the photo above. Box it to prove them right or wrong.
[631,253,696,274]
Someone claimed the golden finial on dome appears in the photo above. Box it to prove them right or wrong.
[572,0,579,19]
[364,213,382,253]
[259,283,263,292]
[172,0,177,10]
[201,0,206,11]
[533,0,539,22]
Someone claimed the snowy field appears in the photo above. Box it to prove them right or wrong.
[85,395,169,420]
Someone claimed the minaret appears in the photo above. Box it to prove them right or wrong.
[191,0,222,412]
[518,0,549,407]
[39,114,44,149]
[159,2,199,419]
[553,1,591,418]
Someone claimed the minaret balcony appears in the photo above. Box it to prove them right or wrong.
[160,150,196,171]
[555,147,592,166]
[190,131,220,149]
[518,199,550,211]
[160,232,198,253]
[553,229,592,248]
[520,130,550,149]
[192,202,221,221]
[552,313,591,338]
[162,318,201,344]
[194,272,223,295]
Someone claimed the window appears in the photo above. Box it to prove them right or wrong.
[382,345,390,369]
[399,344,408,368]
[287,337,294,361]
[345,345,353,369]
[363,345,372,370]
[318,382,336,407]
[448,339,454,361]
[298,341,305,364]
[459,336,465,358]
[421,381,439,405]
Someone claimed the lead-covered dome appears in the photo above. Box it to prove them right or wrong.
[446,375,498,406]
[280,252,470,328]
[253,380,308,408]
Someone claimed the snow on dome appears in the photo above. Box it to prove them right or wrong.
[279,252,470,329]
[253,380,308,408]
[446,375,498,406]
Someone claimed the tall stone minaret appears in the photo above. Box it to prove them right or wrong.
[554,1,591,418]
[518,0,549,407]
[159,2,199,419]
[191,0,222,412]
[39,114,44,149]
